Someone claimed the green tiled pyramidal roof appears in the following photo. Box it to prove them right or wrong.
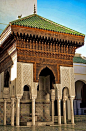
[73,56,86,64]
[11,14,85,36]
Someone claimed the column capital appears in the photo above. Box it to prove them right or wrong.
[3,99,7,102]
[70,96,75,100]
[63,98,67,101]
[32,96,36,100]
[56,97,61,100]
[16,96,22,99]
[11,98,15,100]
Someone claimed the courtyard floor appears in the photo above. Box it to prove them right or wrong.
[0,122,86,131]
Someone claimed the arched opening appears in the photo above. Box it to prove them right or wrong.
[74,80,86,115]
[36,67,56,122]
[23,85,29,91]
[20,85,31,122]
[81,84,86,104]
[22,85,30,100]
[75,80,84,100]
[61,87,69,119]
[39,67,55,91]
[62,87,69,100]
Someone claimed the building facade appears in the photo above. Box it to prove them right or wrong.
[73,53,86,116]
[0,13,85,126]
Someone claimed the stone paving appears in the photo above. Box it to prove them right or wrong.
[0,122,86,131]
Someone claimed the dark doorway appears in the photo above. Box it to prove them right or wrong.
[39,67,55,90]
[81,84,86,107]
[54,100,57,116]
[23,85,29,91]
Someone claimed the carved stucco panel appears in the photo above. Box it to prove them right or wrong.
[22,63,33,94]
[16,62,22,95]
[60,66,70,89]
[60,66,75,97]
[16,62,33,96]
[69,67,75,97]
[55,84,62,99]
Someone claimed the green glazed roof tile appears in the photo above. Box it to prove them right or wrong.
[73,56,86,64]
[11,14,85,36]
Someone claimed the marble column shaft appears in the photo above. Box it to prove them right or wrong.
[11,98,15,126]
[16,97,20,126]
[63,99,66,124]
[51,100,54,123]
[57,99,61,124]
[70,97,74,124]
[32,98,35,126]
[4,99,6,125]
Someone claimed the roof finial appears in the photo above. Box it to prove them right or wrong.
[34,4,36,14]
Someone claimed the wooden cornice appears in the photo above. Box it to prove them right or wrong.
[11,25,84,38]
[11,31,84,48]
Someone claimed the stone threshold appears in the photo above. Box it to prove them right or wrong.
[50,123,76,126]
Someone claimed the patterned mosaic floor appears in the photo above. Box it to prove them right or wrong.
[0,122,86,131]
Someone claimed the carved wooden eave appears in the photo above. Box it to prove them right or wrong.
[11,25,84,48]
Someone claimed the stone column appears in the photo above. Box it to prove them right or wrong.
[32,97,35,126]
[57,99,61,124]
[11,98,15,126]
[51,99,54,123]
[4,99,7,125]
[63,99,66,124]
[16,96,21,126]
[51,89,55,123]
[70,97,74,124]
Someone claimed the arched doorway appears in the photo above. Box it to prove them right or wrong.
[39,67,55,91]
[36,67,55,122]
[22,85,30,100]
[74,80,86,115]
[20,85,31,123]
[62,87,70,123]
[61,87,69,116]
[81,84,86,104]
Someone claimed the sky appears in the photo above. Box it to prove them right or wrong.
[0,0,37,34]
[0,0,86,56]
[37,0,86,57]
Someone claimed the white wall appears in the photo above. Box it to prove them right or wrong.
[73,63,86,83]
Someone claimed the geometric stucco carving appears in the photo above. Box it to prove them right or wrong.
[22,63,33,90]
[60,66,70,88]
[55,84,62,99]
[16,62,33,96]
[16,62,22,95]
[69,67,75,97]
[60,66,75,98]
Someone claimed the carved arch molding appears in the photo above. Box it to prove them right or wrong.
[33,62,73,84]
